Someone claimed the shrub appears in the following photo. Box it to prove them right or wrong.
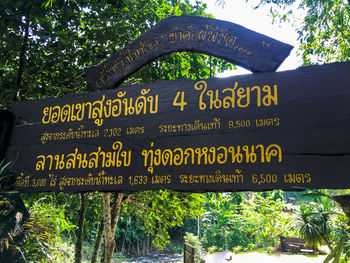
[22,197,75,262]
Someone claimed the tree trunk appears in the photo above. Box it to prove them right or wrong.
[334,195,350,219]
[75,192,87,263]
[103,193,114,263]
[102,192,125,263]
[197,216,200,238]
[142,239,146,254]
[91,217,104,263]
[320,234,333,252]
[147,235,150,252]
[100,241,105,263]
[120,222,129,254]
[15,16,30,102]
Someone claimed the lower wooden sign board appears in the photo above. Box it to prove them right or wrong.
[5,62,350,193]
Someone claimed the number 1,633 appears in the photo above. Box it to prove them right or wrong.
[129,175,148,186]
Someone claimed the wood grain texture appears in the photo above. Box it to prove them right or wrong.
[85,16,293,90]
[6,62,350,193]
[0,109,14,161]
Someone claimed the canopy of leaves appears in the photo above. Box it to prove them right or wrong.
[247,0,350,64]
[123,190,204,249]
[0,0,233,109]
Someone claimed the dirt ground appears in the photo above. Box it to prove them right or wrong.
[121,251,327,263]
[205,252,327,263]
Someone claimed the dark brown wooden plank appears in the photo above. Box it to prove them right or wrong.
[184,243,195,263]
[0,109,14,161]
[85,16,293,90]
[185,243,195,254]
[5,62,350,193]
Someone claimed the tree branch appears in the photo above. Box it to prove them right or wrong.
[74,192,86,263]
[15,16,30,102]
[111,193,124,232]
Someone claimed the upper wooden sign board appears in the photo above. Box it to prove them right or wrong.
[85,16,293,90]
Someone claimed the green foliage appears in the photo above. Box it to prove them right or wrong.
[237,191,296,248]
[21,196,75,262]
[285,190,315,203]
[123,190,204,250]
[115,214,148,255]
[232,245,244,254]
[297,201,326,249]
[247,0,350,64]
[0,0,233,109]
[299,0,350,64]
[201,192,249,250]
[0,161,27,262]
[266,246,275,254]
[57,192,103,243]
[23,191,104,249]
[200,191,296,251]
[207,245,218,254]
[295,189,350,262]
[0,160,17,194]
[0,194,22,262]
[166,241,183,254]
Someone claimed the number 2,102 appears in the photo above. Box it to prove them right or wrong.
[103,128,122,138]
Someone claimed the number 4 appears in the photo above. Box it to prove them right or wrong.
[173,91,187,111]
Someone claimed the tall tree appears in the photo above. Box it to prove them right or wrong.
[75,193,87,263]
[102,193,126,263]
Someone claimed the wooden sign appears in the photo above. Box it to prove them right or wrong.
[85,16,293,90]
[184,243,195,263]
[0,109,13,161]
[5,62,350,193]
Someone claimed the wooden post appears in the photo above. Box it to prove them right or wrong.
[184,243,195,263]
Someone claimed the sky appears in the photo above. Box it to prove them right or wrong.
[196,0,304,77]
